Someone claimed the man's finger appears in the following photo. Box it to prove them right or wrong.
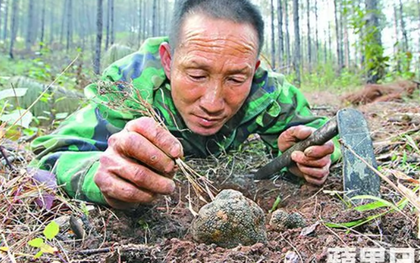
[126,117,183,158]
[288,125,314,140]
[113,131,177,175]
[99,153,176,195]
[95,171,156,204]
[302,173,327,186]
[303,142,335,158]
[296,163,330,179]
[292,151,331,168]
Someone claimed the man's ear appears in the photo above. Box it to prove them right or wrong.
[255,60,261,72]
[159,42,172,80]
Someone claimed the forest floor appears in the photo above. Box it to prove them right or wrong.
[1,89,420,263]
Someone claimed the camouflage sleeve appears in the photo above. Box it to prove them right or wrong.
[31,37,168,204]
[30,102,123,204]
[257,72,341,163]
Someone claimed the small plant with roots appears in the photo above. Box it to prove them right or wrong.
[95,80,217,211]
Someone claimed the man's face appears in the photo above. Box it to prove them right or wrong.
[160,14,260,136]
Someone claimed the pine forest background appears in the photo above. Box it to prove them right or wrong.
[0,0,419,131]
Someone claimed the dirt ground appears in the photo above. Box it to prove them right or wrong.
[1,90,420,263]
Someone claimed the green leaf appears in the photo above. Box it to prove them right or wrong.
[351,195,401,212]
[40,243,57,254]
[43,221,59,240]
[28,238,44,248]
[0,109,33,128]
[405,135,420,153]
[34,250,44,259]
[353,200,389,212]
[325,218,367,228]
[0,88,28,100]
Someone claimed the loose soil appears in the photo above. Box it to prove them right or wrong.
[1,90,420,263]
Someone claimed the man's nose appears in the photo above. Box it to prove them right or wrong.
[199,82,225,114]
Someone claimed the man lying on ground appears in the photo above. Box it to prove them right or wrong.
[31,0,341,209]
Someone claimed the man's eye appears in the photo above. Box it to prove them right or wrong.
[228,77,245,84]
[189,75,205,80]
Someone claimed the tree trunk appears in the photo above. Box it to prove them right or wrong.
[105,0,110,50]
[334,0,342,74]
[328,22,332,63]
[157,0,162,35]
[277,0,284,68]
[3,0,8,41]
[339,1,344,69]
[417,0,420,47]
[138,0,142,44]
[398,0,408,51]
[48,0,54,44]
[292,0,301,86]
[0,0,3,37]
[25,0,34,52]
[60,0,67,44]
[163,0,168,35]
[314,0,319,65]
[284,0,291,72]
[110,0,114,45]
[66,0,73,51]
[142,0,147,41]
[40,0,46,50]
[76,0,84,50]
[365,0,384,83]
[343,4,349,68]
[9,0,18,59]
[270,0,276,69]
[152,0,157,36]
[94,0,103,75]
[324,28,327,64]
[306,0,311,72]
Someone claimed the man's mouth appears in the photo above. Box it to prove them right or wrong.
[193,115,224,128]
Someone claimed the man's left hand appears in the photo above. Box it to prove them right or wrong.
[277,125,335,185]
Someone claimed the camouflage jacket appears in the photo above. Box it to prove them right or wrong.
[31,37,341,205]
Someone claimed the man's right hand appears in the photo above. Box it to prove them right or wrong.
[94,117,183,209]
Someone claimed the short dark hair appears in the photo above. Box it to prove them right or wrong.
[169,0,264,55]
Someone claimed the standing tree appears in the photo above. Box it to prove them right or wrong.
[0,0,3,37]
[94,0,103,75]
[364,0,385,83]
[105,0,111,50]
[60,0,67,45]
[142,0,147,41]
[40,0,46,50]
[277,0,284,68]
[110,0,114,45]
[3,0,9,41]
[152,0,157,37]
[398,0,408,51]
[314,0,319,64]
[9,0,18,59]
[284,0,291,71]
[138,0,143,44]
[66,0,73,51]
[270,0,276,69]
[25,0,34,52]
[334,0,343,73]
[306,0,312,72]
[49,0,55,44]
[292,0,301,85]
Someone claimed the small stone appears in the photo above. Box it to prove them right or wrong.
[191,189,267,248]
[269,209,289,231]
[285,212,307,229]
[270,210,307,231]
[284,251,300,263]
